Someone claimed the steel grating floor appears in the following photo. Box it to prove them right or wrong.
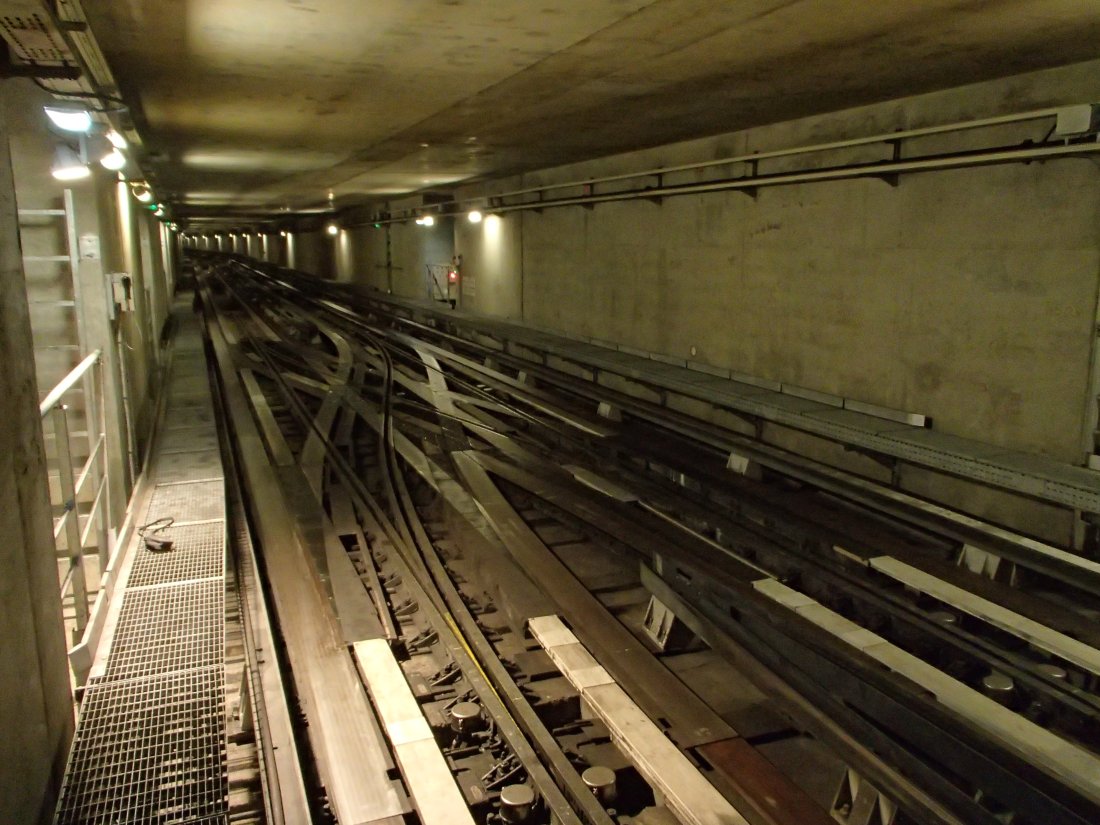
[101,580,225,682]
[56,668,227,825]
[146,480,226,525]
[126,523,225,589]
[55,297,231,825]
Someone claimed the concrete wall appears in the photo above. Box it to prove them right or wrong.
[1,79,76,825]
[293,228,335,279]
[389,216,456,301]
[455,212,523,319]
[269,59,1100,543]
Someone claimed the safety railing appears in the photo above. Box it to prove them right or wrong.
[40,349,113,641]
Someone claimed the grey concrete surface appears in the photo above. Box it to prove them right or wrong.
[82,2,1100,216]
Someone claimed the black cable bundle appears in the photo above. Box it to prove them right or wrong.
[137,517,175,552]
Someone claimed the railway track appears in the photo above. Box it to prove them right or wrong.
[193,252,1100,825]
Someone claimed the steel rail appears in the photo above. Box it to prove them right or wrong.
[477,451,1100,825]
[204,255,1100,825]
[337,290,1100,598]
[221,259,972,822]
[208,270,608,825]
[580,441,1100,728]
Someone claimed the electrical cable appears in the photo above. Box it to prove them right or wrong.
[32,76,127,106]
[137,516,175,551]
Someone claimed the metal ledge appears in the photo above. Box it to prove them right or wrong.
[358,292,1100,515]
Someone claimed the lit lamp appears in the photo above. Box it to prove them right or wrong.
[326,223,339,236]
[50,144,90,181]
[44,105,92,133]
[467,210,483,224]
[100,148,126,170]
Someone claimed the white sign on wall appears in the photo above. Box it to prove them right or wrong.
[78,233,101,260]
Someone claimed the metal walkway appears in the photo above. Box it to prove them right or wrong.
[356,290,1100,514]
[55,296,229,825]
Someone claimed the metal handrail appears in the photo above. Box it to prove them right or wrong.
[39,347,113,646]
[40,349,101,418]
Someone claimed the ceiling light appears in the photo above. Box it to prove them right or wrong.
[154,205,165,217]
[51,145,90,181]
[467,210,483,224]
[44,106,93,133]
[420,214,435,227]
[105,130,127,149]
[280,230,288,237]
[100,148,126,170]
[132,184,154,203]
[326,223,339,236]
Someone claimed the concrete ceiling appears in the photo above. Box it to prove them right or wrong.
[83,0,1100,222]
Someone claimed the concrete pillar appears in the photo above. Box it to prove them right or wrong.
[137,211,169,359]
[112,181,156,453]
[70,174,133,524]
[294,228,335,278]
[0,79,75,825]
[454,211,523,317]
[334,227,355,281]
[160,222,177,297]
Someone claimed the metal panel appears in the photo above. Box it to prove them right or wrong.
[530,615,751,825]
[751,578,1100,808]
[869,556,1100,676]
[373,294,1100,513]
[353,639,476,825]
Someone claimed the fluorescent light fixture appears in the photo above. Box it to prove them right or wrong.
[106,130,127,149]
[420,214,435,227]
[100,148,126,170]
[44,106,93,133]
[326,223,339,236]
[51,145,90,181]
[467,210,483,224]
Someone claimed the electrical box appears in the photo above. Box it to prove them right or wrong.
[1054,104,1099,137]
[109,272,134,317]
[78,233,101,261]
